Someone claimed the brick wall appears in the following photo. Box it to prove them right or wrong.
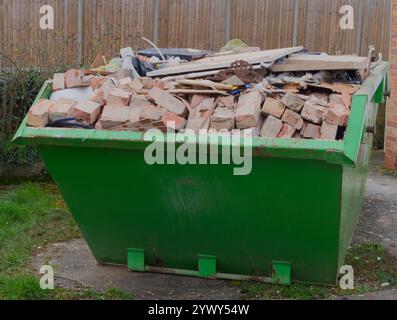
[386,0,397,169]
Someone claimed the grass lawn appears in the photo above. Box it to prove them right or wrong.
[0,182,133,300]
[0,182,396,300]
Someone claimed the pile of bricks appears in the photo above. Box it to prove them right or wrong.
[27,66,358,142]
[259,91,351,140]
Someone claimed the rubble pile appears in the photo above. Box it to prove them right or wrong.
[26,42,378,141]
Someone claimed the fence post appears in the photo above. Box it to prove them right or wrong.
[153,0,159,45]
[77,0,83,66]
[225,0,232,44]
[292,0,299,47]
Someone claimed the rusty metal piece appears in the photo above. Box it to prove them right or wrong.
[208,60,262,84]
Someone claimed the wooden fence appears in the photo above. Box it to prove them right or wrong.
[0,0,391,67]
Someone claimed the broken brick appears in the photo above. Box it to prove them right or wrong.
[27,99,53,127]
[236,91,262,129]
[149,87,188,118]
[90,89,106,106]
[140,77,155,89]
[186,98,215,131]
[100,105,140,129]
[281,93,305,112]
[281,109,304,130]
[260,116,283,138]
[65,69,85,88]
[217,95,235,108]
[107,88,133,106]
[301,101,327,124]
[261,97,286,119]
[141,105,164,121]
[210,108,235,131]
[72,101,103,124]
[278,123,296,139]
[52,73,65,91]
[118,77,133,89]
[321,122,339,140]
[309,93,329,107]
[303,123,321,139]
[161,111,187,131]
[49,98,77,122]
[325,103,349,126]
[91,77,108,90]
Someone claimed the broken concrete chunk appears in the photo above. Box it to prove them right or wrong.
[65,69,86,88]
[49,98,77,122]
[281,93,305,112]
[72,100,102,124]
[325,103,349,126]
[236,91,262,129]
[149,87,188,118]
[260,116,283,138]
[186,98,216,131]
[52,73,65,91]
[321,122,339,140]
[301,101,327,124]
[161,111,187,131]
[281,109,304,130]
[210,108,235,131]
[303,123,321,139]
[27,99,53,127]
[262,97,286,119]
[278,123,296,139]
[107,88,132,106]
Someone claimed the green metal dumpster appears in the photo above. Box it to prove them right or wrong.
[13,63,389,286]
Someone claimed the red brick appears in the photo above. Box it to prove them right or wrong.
[65,69,85,88]
[320,122,338,140]
[303,123,321,139]
[261,97,286,118]
[278,123,296,139]
[73,101,103,124]
[107,88,132,106]
[281,109,304,130]
[161,111,187,131]
[49,98,77,122]
[52,73,65,91]
[325,103,349,126]
[236,91,262,129]
[149,87,188,118]
[301,101,327,124]
[27,99,53,128]
[260,116,283,138]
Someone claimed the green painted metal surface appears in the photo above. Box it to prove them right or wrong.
[13,63,389,285]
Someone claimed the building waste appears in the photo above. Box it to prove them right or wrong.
[26,40,380,142]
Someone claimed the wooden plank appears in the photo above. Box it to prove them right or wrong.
[148,46,304,76]
[271,53,367,72]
